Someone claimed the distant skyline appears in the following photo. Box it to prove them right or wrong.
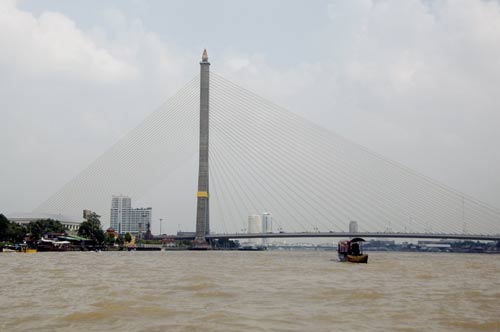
[1,0,500,234]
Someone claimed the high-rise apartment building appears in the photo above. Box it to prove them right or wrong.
[130,208,152,236]
[262,212,272,233]
[349,221,358,233]
[110,195,131,234]
[247,212,273,246]
[110,195,152,235]
[248,214,263,246]
[262,212,273,246]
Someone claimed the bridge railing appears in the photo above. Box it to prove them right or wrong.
[170,231,500,241]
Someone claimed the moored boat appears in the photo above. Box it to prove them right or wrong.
[1,246,17,253]
[18,244,37,253]
[238,245,267,251]
[36,237,70,252]
[338,237,368,263]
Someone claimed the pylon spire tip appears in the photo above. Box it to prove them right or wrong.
[202,48,208,62]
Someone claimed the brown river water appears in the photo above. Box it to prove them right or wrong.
[1,251,499,332]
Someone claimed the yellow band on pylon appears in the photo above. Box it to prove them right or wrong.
[197,191,209,198]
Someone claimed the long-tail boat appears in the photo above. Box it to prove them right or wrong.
[337,237,368,263]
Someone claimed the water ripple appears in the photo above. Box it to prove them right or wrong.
[1,251,499,332]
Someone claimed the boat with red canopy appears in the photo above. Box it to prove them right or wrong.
[337,237,368,263]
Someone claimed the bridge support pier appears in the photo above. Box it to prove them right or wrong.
[193,49,211,249]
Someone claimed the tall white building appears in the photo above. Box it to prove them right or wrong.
[110,195,152,235]
[349,221,358,233]
[262,212,272,233]
[248,214,263,246]
[110,196,131,234]
[246,212,273,246]
[262,212,273,246]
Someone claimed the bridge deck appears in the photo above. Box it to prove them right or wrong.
[171,232,500,241]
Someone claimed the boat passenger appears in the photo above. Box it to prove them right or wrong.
[351,242,360,255]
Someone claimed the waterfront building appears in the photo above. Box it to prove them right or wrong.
[110,195,152,235]
[130,208,152,238]
[110,195,131,234]
[349,221,358,233]
[7,212,81,232]
[262,212,273,246]
[246,212,273,246]
[262,212,272,233]
[248,214,263,246]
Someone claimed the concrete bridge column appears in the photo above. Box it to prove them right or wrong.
[194,49,210,247]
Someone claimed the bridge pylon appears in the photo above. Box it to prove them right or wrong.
[193,49,211,249]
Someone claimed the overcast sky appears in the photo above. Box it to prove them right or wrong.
[1,0,500,232]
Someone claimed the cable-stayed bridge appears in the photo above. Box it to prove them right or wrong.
[35,50,500,243]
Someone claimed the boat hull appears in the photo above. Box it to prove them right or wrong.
[347,254,368,263]
[18,248,37,253]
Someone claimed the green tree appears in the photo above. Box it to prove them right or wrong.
[27,219,66,241]
[124,232,132,243]
[116,236,125,247]
[0,214,9,241]
[78,212,105,245]
[104,232,116,245]
[214,238,240,249]
[7,222,26,243]
[1,214,27,243]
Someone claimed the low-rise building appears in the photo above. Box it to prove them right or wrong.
[7,212,81,232]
